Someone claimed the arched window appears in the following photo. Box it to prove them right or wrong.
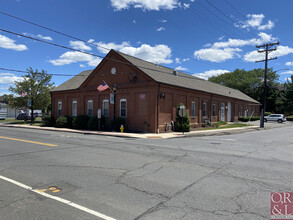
[72,101,77,117]
[87,100,93,117]
[103,99,109,117]
[120,99,127,118]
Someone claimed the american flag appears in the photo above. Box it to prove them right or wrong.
[97,81,109,92]
[21,91,28,97]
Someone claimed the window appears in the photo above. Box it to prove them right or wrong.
[191,102,196,118]
[87,100,93,117]
[240,106,243,117]
[120,99,127,118]
[102,100,109,117]
[72,101,77,117]
[213,104,216,117]
[57,101,62,116]
[203,103,206,117]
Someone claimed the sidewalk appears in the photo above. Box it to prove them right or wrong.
[0,123,261,139]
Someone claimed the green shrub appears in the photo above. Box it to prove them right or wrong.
[56,116,68,128]
[88,117,99,130]
[42,115,55,127]
[72,115,90,129]
[175,103,190,132]
[287,115,293,121]
[239,116,260,122]
[265,112,272,116]
[111,117,125,131]
[65,116,73,128]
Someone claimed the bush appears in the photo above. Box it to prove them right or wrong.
[287,115,293,121]
[42,115,55,127]
[88,117,99,130]
[72,115,90,129]
[238,116,260,122]
[111,117,125,131]
[175,103,190,132]
[65,116,73,128]
[56,116,68,128]
[265,112,272,116]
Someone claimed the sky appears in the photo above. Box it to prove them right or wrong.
[1,0,293,96]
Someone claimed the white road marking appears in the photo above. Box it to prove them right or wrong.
[0,175,116,220]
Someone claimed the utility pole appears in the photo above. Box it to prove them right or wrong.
[256,42,279,128]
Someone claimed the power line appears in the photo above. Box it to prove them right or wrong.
[0,10,111,53]
[195,0,252,39]
[204,0,255,38]
[222,0,247,19]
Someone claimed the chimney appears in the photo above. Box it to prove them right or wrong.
[173,70,178,76]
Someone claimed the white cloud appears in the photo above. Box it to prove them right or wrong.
[182,58,190,62]
[110,0,178,11]
[175,58,181,63]
[23,32,53,41]
[80,64,86,68]
[133,20,136,23]
[194,47,241,62]
[194,33,277,62]
[69,41,92,51]
[156,27,165,32]
[175,66,188,71]
[193,69,230,80]
[286,62,293,66]
[281,71,293,75]
[0,34,28,51]
[49,51,101,67]
[213,32,275,48]
[0,73,23,84]
[120,44,173,64]
[159,19,167,23]
[285,77,292,82]
[178,2,190,9]
[244,46,293,62]
[96,41,130,54]
[240,14,274,30]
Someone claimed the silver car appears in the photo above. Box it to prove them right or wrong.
[264,114,287,123]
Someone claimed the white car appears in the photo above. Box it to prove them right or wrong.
[264,114,286,123]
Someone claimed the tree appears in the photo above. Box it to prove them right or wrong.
[276,75,293,115]
[208,68,280,112]
[9,67,54,115]
[0,94,14,104]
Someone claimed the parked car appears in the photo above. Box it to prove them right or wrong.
[16,112,37,121]
[264,114,287,123]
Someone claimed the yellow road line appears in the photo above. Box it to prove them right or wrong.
[0,136,57,147]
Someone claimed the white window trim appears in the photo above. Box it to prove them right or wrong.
[191,102,196,118]
[213,104,216,117]
[102,99,109,117]
[203,102,206,117]
[72,100,77,117]
[87,100,93,117]
[120,99,127,118]
[57,101,62,116]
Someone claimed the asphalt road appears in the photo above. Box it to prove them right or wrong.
[0,124,293,220]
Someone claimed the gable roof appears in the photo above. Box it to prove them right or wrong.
[117,51,259,103]
[52,50,259,103]
[52,70,93,92]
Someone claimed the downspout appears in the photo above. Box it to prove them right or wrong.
[157,83,160,134]
[210,94,213,123]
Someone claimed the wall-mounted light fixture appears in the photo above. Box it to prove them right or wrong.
[159,93,165,99]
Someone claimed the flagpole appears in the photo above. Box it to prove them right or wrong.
[103,80,114,93]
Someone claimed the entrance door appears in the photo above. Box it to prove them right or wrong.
[227,102,231,122]
[221,103,225,121]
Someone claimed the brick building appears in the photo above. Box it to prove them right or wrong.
[51,50,260,133]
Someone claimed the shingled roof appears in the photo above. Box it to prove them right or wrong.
[52,70,93,92]
[117,51,259,103]
[52,50,259,104]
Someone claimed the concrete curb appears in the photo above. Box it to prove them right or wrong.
[0,123,261,139]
